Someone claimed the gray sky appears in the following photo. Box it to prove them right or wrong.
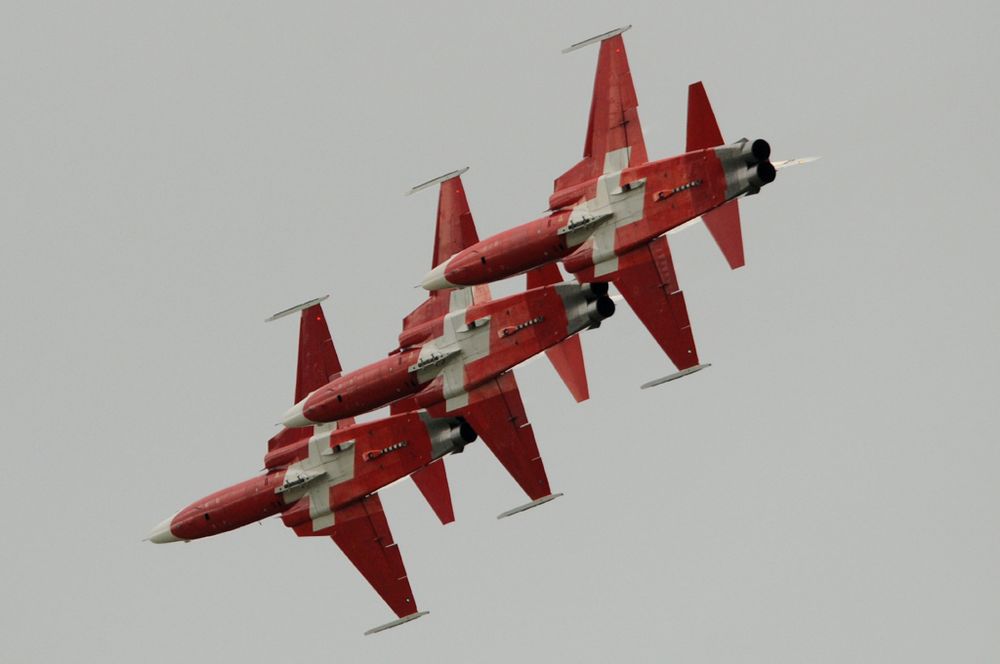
[2,1,999,661]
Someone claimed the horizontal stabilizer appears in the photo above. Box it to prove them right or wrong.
[702,199,745,269]
[686,81,725,152]
[410,459,455,525]
[365,611,429,636]
[526,264,590,402]
[640,363,711,389]
[497,493,563,520]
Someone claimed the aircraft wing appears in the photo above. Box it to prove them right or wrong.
[266,296,345,402]
[435,372,559,517]
[266,297,354,455]
[401,169,489,342]
[554,27,648,196]
[328,495,424,632]
[611,236,706,380]
[285,492,426,634]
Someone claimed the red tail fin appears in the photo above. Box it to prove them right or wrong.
[686,81,725,151]
[526,264,590,402]
[410,459,455,525]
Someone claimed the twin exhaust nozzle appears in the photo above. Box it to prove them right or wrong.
[737,138,776,193]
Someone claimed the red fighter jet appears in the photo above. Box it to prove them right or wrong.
[419,26,814,387]
[147,298,482,634]
[280,169,615,516]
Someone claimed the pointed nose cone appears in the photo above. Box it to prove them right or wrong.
[283,399,313,429]
[420,259,455,291]
[147,514,181,544]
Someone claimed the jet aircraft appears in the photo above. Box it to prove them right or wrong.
[148,297,478,634]
[149,172,611,633]
[419,26,813,387]
[281,170,615,509]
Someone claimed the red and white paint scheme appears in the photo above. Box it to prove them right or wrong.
[278,170,612,505]
[149,171,608,633]
[148,309,478,634]
[419,26,813,386]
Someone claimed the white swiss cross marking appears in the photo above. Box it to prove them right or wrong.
[563,147,647,277]
[412,287,493,411]
[280,421,356,532]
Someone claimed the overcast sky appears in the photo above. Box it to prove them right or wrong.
[2,1,999,662]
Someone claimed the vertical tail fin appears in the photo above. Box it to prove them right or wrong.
[526,264,590,402]
[687,82,745,269]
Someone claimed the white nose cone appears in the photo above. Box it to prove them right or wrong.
[283,399,312,428]
[146,514,181,544]
[420,259,455,291]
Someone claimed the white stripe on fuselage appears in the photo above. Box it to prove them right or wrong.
[563,147,647,277]
[280,421,356,532]
[412,287,492,411]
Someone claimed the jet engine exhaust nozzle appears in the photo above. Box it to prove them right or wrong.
[586,281,610,299]
[748,161,777,189]
[751,138,771,162]
[586,295,616,324]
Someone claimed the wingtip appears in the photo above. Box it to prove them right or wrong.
[497,493,564,519]
[640,363,711,389]
[265,295,330,322]
[406,167,470,196]
[562,25,632,53]
[364,611,430,636]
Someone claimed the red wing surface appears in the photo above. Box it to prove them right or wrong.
[612,237,701,372]
[401,171,488,339]
[555,32,648,195]
[456,373,553,501]
[329,494,420,620]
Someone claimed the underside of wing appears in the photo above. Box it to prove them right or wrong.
[555,29,648,196]
[451,372,554,503]
[328,494,421,621]
[611,236,702,373]
[294,302,346,403]
[401,170,488,344]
